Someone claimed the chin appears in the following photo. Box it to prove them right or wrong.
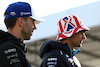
[24,37,30,40]
[80,44,82,47]
[76,44,82,47]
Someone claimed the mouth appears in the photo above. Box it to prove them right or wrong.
[32,29,34,32]
[30,30,34,36]
[80,40,83,44]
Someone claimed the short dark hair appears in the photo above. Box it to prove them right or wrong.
[4,12,28,29]
[4,17,18,29]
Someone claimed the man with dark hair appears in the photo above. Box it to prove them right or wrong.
[0,2,44,67]
[39,15,90,67]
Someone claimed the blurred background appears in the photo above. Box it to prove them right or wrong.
[0,0,100,67]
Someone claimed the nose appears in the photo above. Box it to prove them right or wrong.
[83,33,87,40]
[33,24,37,30]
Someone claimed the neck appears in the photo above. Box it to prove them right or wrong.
[7,28,24,42]
[67,42,74,51]
[60,39,74,51]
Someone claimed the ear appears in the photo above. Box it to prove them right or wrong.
[17,17,24,27]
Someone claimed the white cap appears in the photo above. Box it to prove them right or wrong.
[30,8,45,24]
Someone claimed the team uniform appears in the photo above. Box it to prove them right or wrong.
[39,40,81,67]
[0,30,31,67]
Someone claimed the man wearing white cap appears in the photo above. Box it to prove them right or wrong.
[39,15,90,67]
[0,2,44,67]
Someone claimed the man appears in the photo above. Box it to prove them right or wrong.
[39,15,90,67]
[0,2,44,67]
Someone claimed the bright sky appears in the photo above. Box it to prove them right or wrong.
[0,0,98,29]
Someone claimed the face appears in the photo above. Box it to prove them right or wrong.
[22,17,36,40]
[69,31,87,47]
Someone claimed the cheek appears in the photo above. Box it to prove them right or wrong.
[26,22,33,29]
[79,34,83,38]
[30,23,34,29]
[23,23,32,32]
[74,34,82,40]
[80,33,86,39]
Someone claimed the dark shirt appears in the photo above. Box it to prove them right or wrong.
[0,30,31,67]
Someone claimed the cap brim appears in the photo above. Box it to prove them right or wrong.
[81,25,90,31]
[76,25,90,33]
[30,16,45,24]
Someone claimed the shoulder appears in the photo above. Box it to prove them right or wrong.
[0,41,23,66]
[0,41,18,57]
[41,49,68,67]
[0,41,16,51]
[0,41,19,61]
[39,40,64,59]
[44,49,62,58]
